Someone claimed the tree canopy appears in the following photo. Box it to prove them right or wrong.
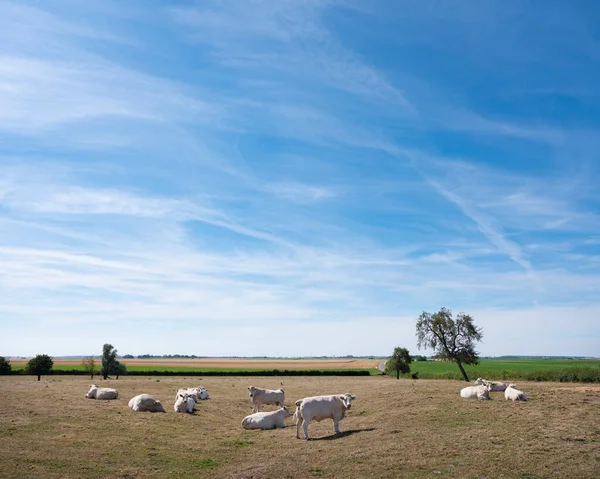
[101,344,118,379]
[386,347,412,379]
[81,356,98,379]
[416,307,483,382]
[113,361,127,379]
[26,354,54,381]
[0,356,12,375]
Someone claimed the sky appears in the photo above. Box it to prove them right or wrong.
[0,0,599,358]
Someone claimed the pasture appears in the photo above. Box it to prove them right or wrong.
[0,376,598,478]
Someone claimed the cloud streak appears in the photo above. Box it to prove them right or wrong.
[0,1,598,357]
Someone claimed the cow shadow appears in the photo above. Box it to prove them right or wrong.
[310,427,376,441]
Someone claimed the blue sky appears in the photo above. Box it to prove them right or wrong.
[1,0,599,358]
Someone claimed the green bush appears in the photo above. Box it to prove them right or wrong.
[0,357,11,375]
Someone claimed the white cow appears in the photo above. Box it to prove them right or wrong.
[84,384,118,400]
[175,386,209,402]
[294,393,356,440]
[241,407,292,430]
[174,393,196,413]
[460,384,492,400]
[197,386,209,400]
[475,378,507,392]
[128,394,166,412]
[505,383,528,401]
[248,386,285,412]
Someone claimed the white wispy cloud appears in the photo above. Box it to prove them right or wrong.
[0,0,598,358]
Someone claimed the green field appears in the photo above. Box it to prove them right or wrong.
[407,358,600,382]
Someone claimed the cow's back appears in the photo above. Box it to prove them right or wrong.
[300,395,340,419]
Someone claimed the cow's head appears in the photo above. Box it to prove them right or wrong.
[475,378,484,385]
[280,406,292,417]
[247,386,256,398]
[508,383,517,389]
[84,384,99,399]
[339,393,356,409]
[152,400,165,413]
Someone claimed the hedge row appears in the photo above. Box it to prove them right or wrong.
[406,366,600,383]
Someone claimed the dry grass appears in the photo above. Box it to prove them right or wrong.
[0,376,598,479]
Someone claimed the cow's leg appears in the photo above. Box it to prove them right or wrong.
[296,414,303,439]
[303,419,310,440]
[333,416,341,434]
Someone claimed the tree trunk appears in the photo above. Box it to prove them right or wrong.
[456,360,470,382]
[396,369,400,380]
[37,375,41,381]
[90,373,94,379]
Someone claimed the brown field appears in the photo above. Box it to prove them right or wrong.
[8,358,381,369]
[0,376,598,479]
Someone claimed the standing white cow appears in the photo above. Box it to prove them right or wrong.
[128,394,166,412]
[505,383,528,401]
[241,407,292,430]
[247,386,285,412]
[294,393,356,440]
[460,384,492,400]
[475,378,507,392]
[84,384,118,400]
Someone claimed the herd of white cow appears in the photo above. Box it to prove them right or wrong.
[84,383,357,439]
[84,377,528,440]
[461,378,529,401]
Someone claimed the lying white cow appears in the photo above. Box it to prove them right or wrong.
[84,384,118,400]
[128,394,165,412]
[475,378,507,392]
[505,383,528,401]
[241,407,292,430]
[174,393,195,413]
[176,388,198,402]
[248,386,285,412]
[176,386,209,402]
[197,386,209,400]
[295,393,356,440]
[460,384,491,400]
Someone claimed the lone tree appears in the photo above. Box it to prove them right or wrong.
[416,307,483,382]
[101,344,118,380]
[0,356,12,375]
[386,347,412,379]
[26,354,54,381]
[81,356,98,379]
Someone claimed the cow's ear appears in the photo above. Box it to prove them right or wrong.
[351,395,356,400]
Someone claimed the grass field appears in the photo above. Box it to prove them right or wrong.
[0,375,598,478]
[409,358,600,381]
